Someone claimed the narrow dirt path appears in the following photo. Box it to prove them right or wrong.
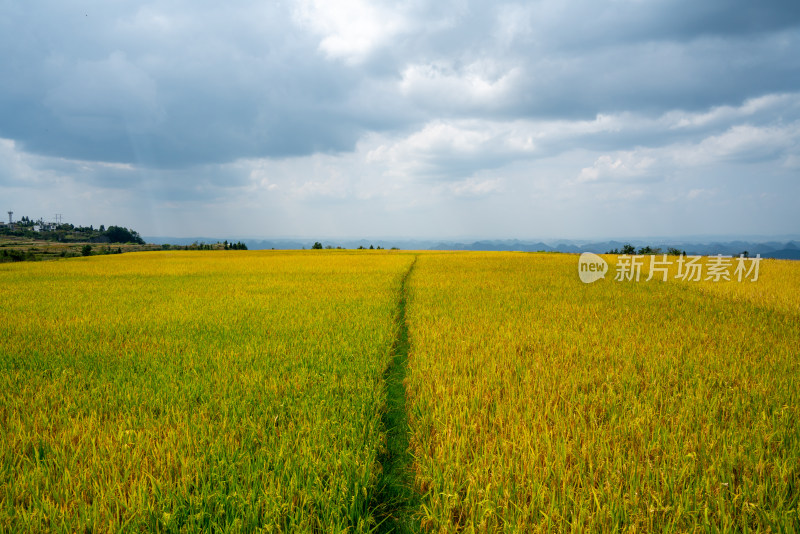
[372,256,419,533]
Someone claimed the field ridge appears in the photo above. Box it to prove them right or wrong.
[372,256,420,533]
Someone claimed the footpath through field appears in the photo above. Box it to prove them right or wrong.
[372,256,419,533]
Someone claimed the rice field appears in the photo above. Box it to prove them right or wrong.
[405,253,799,532]
[1,250,798,532]
[0,250,414,532]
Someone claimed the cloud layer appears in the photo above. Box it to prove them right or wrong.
[1,0,798,238]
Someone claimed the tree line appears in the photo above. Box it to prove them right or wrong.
[606,244,686,255]
[311,242,397,250]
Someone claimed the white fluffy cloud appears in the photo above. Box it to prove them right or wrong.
[293,0,412,63]
[577,153,657,183]
[400,61,523,111]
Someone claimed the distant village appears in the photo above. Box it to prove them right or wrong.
[2,211,65,233]
[1,211,246,263]
[1,211,145,245]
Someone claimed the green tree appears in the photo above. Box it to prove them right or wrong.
[638,246,661,255]
[105,226,144,244]
[312,242,323,249]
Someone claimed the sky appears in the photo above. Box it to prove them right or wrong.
[1,0,799,240]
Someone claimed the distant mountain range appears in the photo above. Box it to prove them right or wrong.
[427,239,800,259]
[145,236,800,259]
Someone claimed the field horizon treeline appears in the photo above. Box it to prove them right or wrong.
[1,250,798,532]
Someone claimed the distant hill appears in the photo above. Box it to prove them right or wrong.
[145,236,800,259]
[2,218,145,244]
[769,248,800,260]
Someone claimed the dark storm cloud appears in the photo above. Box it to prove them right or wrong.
[0,0,386,168]
[1,0,798,171]
[390,1,800,120]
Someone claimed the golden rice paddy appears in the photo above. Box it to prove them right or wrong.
[1,250,797,532]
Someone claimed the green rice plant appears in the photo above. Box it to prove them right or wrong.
[0,250,415,532]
